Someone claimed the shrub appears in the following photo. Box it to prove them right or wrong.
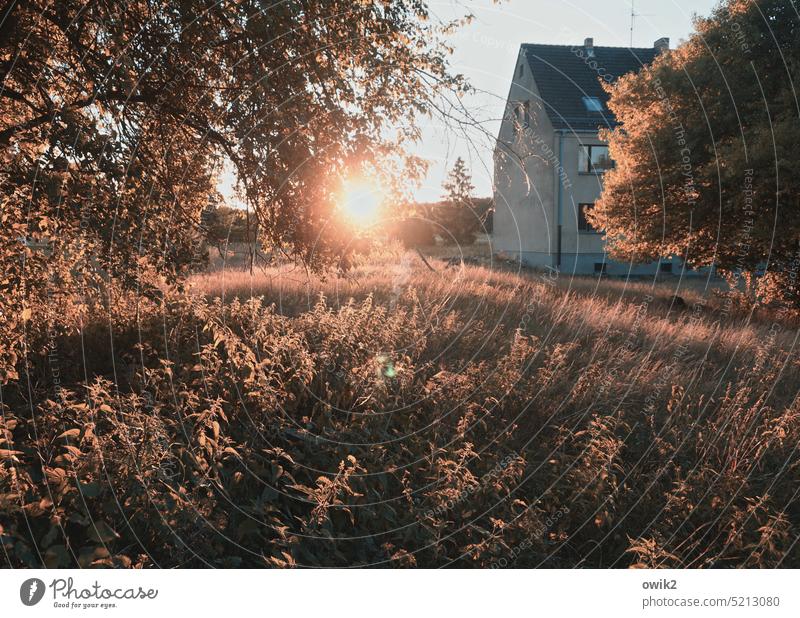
[1,264,798,567]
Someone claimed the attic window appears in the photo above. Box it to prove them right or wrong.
[518,63,524,78]
[582,96,604,112]
[512,101,530,137]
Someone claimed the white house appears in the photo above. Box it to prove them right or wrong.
[492,37,674,275]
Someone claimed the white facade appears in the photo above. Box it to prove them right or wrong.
[492,43,673,276]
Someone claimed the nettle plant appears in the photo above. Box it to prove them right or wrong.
[2,266,800,567]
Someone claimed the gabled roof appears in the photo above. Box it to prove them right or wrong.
[522,43,660,132]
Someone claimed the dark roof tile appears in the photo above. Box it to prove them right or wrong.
[522,43,660,131]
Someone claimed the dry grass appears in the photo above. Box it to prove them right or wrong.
[2,251,799,568]
[190,250,795,357]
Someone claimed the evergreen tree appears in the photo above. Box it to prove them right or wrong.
[439,157,479,244]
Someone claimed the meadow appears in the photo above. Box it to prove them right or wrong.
[2,249,799,568]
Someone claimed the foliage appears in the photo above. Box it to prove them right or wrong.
[594,0,800,304]
[437,157,486,245]
[2,261,799,568]
[0,0,469,383]
[387,196,492,248]
[204,206,258,246]
[387,207,438,248]
[442,157,476,207]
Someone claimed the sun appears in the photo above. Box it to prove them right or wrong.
[339,177,385,227]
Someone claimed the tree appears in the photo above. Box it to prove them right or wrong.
[0,0,470,381]
[387,202,437,248]
[443,156,476,207]
[205,206,258,247]
[439,157,481,244]
[593,0,799,304]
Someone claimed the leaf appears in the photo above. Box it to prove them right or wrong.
[79,481,101,498]
[44,467,66,483]
[62,445,82,458]
[57,428,81,440]
[14,541,36,567]
[236,519,259,541]
[77,545,110,568]
[88,521,120,544]
[44,544,72,568]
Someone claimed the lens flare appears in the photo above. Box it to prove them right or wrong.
[339,177,385,227]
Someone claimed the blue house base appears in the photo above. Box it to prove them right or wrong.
[501,251,700,277]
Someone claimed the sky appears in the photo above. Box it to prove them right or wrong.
[410,0,720,202]
[218,0,720,207]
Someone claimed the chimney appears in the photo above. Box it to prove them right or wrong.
[584,37,595,56]
[654,37,670,52]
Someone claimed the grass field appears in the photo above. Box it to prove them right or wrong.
[2,249,799,567]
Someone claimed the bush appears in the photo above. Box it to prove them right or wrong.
[1,265,799,567]
[387,216,437,248]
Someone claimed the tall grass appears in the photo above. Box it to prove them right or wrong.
[1,252,798,567]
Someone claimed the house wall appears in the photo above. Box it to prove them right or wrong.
[554,132,610,273]
[492,50,556,267]
[554,133,683,275]
[492,50,683,276]
[558,133,606,254]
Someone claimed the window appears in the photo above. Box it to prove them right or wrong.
[582,96,604,112]
[659,262,673,273]
[578,144,613,174]
[512,101,530,137]
[518,63,524,78]
[578,203,598,232]
[594,262,607,274]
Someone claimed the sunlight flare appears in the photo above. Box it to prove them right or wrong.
[338,176,385,227]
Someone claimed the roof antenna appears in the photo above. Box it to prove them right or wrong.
[630,1,654,47]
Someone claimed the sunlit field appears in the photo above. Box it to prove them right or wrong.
[4,250,798,568]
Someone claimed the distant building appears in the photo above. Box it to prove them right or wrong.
[492,37,677,275]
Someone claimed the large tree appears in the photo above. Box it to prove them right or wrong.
[0,0,470,380]
[592,0,799,302]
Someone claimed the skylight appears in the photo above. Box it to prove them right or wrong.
[582,96,604,112]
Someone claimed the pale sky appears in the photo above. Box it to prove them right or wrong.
[411,0,720,202]
[218,0,720,207]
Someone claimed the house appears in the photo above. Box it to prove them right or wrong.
[492,37,674,275]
